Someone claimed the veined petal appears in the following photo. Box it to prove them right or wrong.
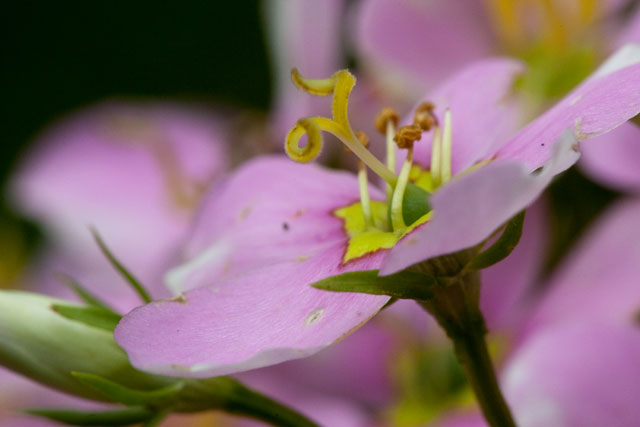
[497,44,640,169]
[115,245,389,378]
[523,199,640,333]
[502,321,640,427]
[580,122,640,193]
[353,0,494,100]
[403,58,525,175]
[166,156,385,294]
[381,132,579,275]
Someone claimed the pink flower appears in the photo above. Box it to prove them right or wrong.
[10,101,228,312]
[438,199,640,427]
[115,46,640,378]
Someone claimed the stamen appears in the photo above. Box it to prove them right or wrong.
[413,102,437,131]
[441,109,452,184]
[390,147,414,232]
[374,107,399,199]
[354,131,373,229]
[390,125,422,232]
[285,69,397,186]
[430,126,442,187]
[394,125,422,149]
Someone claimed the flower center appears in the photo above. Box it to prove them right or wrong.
[285,69,459,263]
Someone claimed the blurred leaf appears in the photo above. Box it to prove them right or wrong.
[91,228,152,303]
[51,305,121,331]
[312,270,435,300]
[25,407,155,426]
[467,211,525,270]
[56,273,119,314]
[72,372,183,406]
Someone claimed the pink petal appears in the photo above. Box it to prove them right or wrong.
[381,132,579,275]
[266,0,346,140]
[11,103,226,260]
[115,244,389,377]
[497,44,640,169]
[480,199,549,332]
[502,321,640,427]
[580,122,640,193]
[405,58,525,176]
[166,156,385,294]
[523,199,640,333]
[353,0,494,99]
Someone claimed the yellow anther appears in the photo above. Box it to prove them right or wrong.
[374,107,399,135]
[413,102,438,131]
[291,68,339,96]
[394,125,422,149]
[285,118,323,162]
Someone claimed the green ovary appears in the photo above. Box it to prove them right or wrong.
[335,167,434,263]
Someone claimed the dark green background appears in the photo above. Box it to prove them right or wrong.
[2,0,272,183]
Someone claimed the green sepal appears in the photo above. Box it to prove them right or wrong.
[312,269,435,300]
[71,372,184,406]
[466,211,526,270]
[91,228,152,304]
[51,305,121,331]
[25,407,155,426]
[402,183,432,227]
[57,273,119,314]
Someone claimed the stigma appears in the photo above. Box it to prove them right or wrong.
[285,68,458,261]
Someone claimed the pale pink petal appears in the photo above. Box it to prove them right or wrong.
[404,58,525,176]
[11,102,227,305]
[381,132,579,275]
[250,320,396,406]
[497,44,640,169]
[523,199,640,333]
[353,0,494,99]
[166,156,384,293]
[580,122,640,193]
[265,0,346,140]
[480,200,549,332]
[115,243,389,377]
[502,321,640,427]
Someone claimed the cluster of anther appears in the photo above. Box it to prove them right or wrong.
[391,102,438,150]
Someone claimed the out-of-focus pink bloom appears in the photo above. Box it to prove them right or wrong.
[9,101,228,311]
[438,199,640,427]
[264,0,346,141]
[114,47,640,379]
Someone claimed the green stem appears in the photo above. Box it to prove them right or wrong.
[224,383,319,427]
[452,320,516,427]
[419,268,517,427]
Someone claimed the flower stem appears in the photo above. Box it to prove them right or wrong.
[418,266,516,427]
[451,316,516,427]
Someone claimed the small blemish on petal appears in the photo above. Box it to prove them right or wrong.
[569,95,582,106]
[282,222,290,231]
[296,255,311,263]
[293,209,306,218]
[407,237,418,247]
[305,309,324,326]
[238,206,252,221]
[170,294,188,304]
